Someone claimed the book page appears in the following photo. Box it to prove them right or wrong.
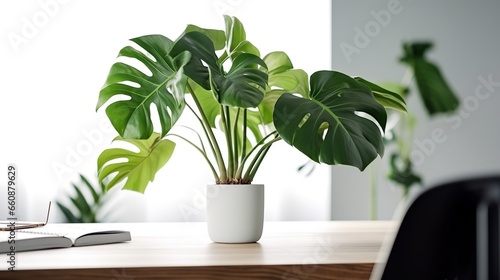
[0,230,71,253]
[23,224,130,244]
[0,224,130,253]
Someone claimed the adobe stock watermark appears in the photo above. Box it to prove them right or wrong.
[281,235,334,280]
[51,118,115,183]
[7,0,70,54]
[178,185,226,221]
[339,0,405,64]
[212,0,243,18]
[111,268,135,280]
[410,74,500,166]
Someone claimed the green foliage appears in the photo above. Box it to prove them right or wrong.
[56,174,108,223]
[387,153,422,193]
[274,71,387,171]
[96,16,406,193]
[354,77,407,112]
[97,133,175,192]
[385,41,460,194]
[400,42,460,115]
[96,35,191,139]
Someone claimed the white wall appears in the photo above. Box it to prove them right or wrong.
[330,0,500,220]
[0,0,332,222]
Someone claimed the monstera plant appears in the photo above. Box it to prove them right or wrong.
[96,15,406,243]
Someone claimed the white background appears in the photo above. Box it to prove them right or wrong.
[0,0,333,222]
[3,0,496,223]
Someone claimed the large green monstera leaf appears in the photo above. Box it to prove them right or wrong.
[273,71,388,171]
[96,35,191,139]
[97,133,175,193]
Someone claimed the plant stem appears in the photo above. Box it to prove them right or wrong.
[168,133,220,182]
[370,164,377,220]
[233,108,241,175]
[402,186,410,200]
[220,105,234,181]
[185,104,218,159]
[187,83,227,183]
[239,109,247,170]
[401,68,414,88]
[235,131,277,179]
[395,68,417,199]
[247,144,271,182]
[243,136,282,182]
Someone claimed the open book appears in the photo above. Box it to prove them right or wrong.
[0,224,131,253]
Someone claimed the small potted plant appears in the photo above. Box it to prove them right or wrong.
[96,15,406,243]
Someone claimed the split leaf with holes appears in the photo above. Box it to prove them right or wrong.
[96,15,406,195]
[273,71,387,171]
[97,133,175,193]
[96,35,191,139]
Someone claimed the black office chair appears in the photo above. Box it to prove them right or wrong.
[371,175,500,280]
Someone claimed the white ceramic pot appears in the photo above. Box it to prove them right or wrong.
[206,184,264,243]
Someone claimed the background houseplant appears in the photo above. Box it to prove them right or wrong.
[56,173,110,223]
[368,41,460,219]
[384,41,460,195]
[96,15,406,242]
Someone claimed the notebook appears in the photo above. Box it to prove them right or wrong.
[0,224,131,253]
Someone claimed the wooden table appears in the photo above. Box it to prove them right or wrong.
[0,221,397,279]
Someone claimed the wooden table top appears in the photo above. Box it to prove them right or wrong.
[0,221,397,279]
